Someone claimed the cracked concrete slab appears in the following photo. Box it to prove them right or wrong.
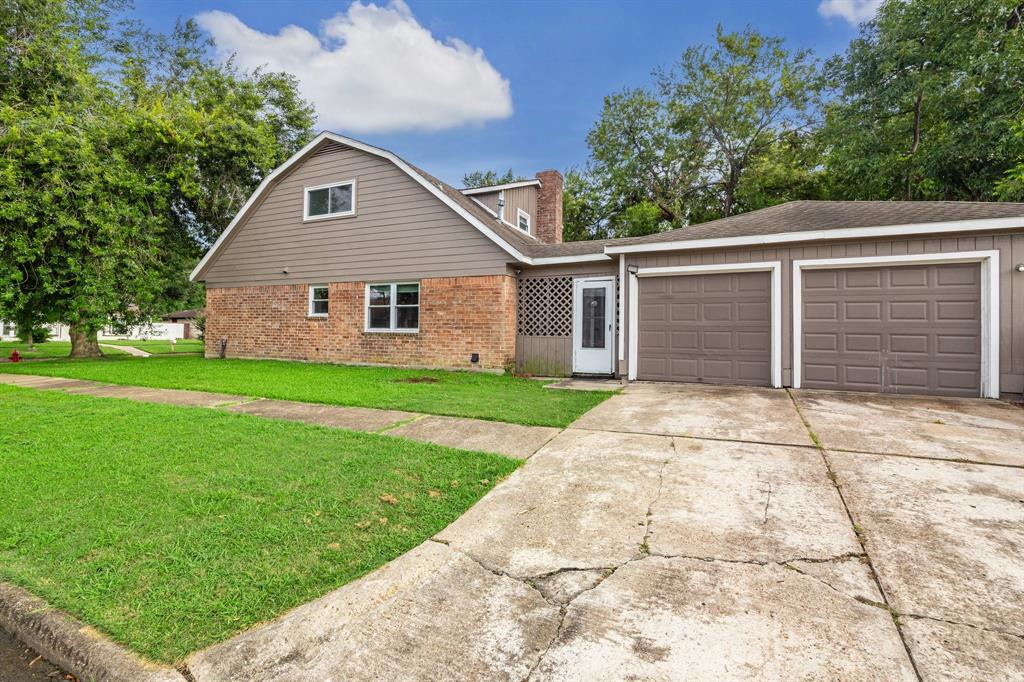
[784,556,883,604]
[829,450,1024,634]
[531,556,916,681]
[385,414,560,459]
[435,429,672,577]
[902,617,1024,682]
[226,398,416,432]
[186,541,560,682]
[649,438,860,562]
[572,382,813,446]
[793,390,1024,466]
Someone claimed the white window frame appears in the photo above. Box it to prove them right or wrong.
[627,261,783,387]
[364,282,420,333]
[308,284,329,317]
[304,180,357,221]
[516,208,531,233]
[792,251,1000,398]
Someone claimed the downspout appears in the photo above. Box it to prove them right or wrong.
[497,190,505,223]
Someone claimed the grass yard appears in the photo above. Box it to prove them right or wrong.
[0,384,519,662]
[0,356,614,427]
[0,341,125,359]
[101,339,205,354]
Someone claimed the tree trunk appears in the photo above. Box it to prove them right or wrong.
[25,330,34,351]
[906,92,923,200]
[69,323,102,358]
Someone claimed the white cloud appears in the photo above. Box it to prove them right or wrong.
[195,1,513,134]
[817,0,883,25]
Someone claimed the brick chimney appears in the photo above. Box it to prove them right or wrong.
[534,170,563,244]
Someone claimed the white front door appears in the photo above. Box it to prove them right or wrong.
[573,278,615,374]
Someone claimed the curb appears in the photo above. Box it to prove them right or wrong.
[0,582,184,682]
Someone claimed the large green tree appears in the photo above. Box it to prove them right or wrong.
[822,0,1024,201]
[567,27,825,241]
[658,26,824,219]
[0,1,314,356]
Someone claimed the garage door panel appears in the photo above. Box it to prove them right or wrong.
[846,301,883,320]
[669,330,699,350]
[936,335,978,355]
[889,267,927,287]
[639,302,666,322]
[888,301,928,321]
[936,301,978,320]
[638,272,772,386]
[737,331,771,351]
[888,334,930,354]
[805,302,838,320]
[845,334,881,352]
[670,302,698,321]
[639,330,667,350]
[737,302,770,321]
[802,263,980,397]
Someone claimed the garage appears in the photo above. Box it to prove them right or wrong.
[799,263,982,397]
[636,271,773,386]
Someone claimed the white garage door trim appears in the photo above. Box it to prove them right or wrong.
[628,261,782,387]
[792,251,1000,398]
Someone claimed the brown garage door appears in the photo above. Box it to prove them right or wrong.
[637,272,772,385]
[801,263,981,397]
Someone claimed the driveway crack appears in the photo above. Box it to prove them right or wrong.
[786,389,923,682]
[900,612,1024,640]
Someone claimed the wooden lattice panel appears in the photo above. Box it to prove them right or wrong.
[517,276,573,337]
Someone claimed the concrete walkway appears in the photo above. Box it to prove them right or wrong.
[183,383,1022,681]
[99,343,151,357]
[0,373,559,459]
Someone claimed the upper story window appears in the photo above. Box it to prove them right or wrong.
[517,208,531,233]
[309,285,329,317]
[305,181,355,220]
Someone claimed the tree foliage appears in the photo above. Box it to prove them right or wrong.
[822,0,1024,200]
[461,168,525,188]
[0,0,314,356]
[565,26,825,241]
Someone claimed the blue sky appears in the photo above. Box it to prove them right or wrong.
[131,0,871,186]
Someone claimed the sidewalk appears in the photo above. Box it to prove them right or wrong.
[0,373,559,459]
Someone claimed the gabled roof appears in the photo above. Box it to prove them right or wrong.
[190,132,611,281]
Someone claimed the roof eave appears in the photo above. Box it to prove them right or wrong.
[602,216,1024,256]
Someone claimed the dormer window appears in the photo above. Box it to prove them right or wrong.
[305,180,356,220]
[517,208,531,233]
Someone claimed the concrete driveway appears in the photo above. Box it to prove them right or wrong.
[187,383,1024,682]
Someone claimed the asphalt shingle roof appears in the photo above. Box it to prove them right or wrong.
[603,200,1024,249]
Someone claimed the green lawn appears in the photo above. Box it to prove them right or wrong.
[101,339,204,354]
[0,384,519,662]
[0,356,614,427]
[0,341,126,359]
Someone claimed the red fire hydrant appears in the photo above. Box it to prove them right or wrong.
[9,349,21,363]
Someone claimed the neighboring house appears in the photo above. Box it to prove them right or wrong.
[192,132,1024,399]
[161,309,200,339]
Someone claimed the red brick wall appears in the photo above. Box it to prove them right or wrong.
[204,275,517,370]
[535,170,564,244]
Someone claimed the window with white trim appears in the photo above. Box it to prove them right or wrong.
[517,208,531,232]
[305,181,355,219]
[309,285,329,317]
[367,283,419,332]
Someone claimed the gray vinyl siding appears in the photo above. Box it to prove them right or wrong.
[619,231,1024,396]
[468,187,537,237]
[516,260,618,376]
[201,141,513,287]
